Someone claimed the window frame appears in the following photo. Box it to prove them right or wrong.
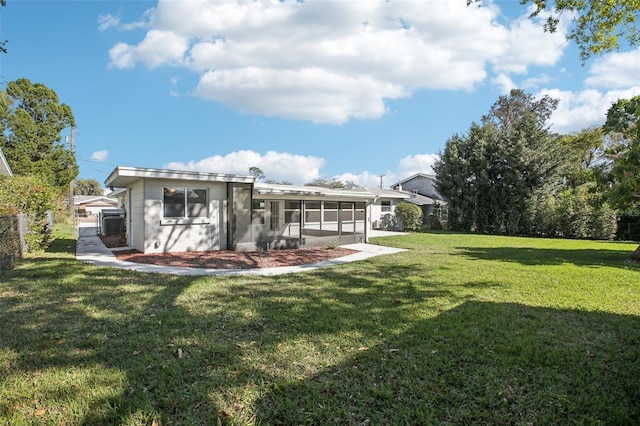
[163,186,209,219]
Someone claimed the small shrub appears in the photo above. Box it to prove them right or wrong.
[394,203,423,231]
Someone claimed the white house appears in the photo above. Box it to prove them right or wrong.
[367,188,409,230]
[74,195,119,217]
[0,147,13,177]
[105,166,375,253]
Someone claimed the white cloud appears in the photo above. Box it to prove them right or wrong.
[585,48,640,89]
[164,150,325,185]
[539,86,640,134]
[335,153,440,189]
[162,149,441,189]
[98,13,121,32]
[195,67,405,124]
[109,30,189,69]
[491,5,569,75]
[106,0,572,123]
[98,9,153,32]
[397,154,438,178]
[91,150,109,162]
[491,73,516,95]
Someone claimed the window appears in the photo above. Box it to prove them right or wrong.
[163,187,207,218]
[381,200,391,212]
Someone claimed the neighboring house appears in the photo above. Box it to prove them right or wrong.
[105,166,375,253]
[0,147,13,177]
[403,192,441,228]
[367,188,409,230]
[391,173,447,227]
[391,173,443,200]
[74,195,119,216]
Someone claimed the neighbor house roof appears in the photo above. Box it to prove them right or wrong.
[254,182,375,201]
[74,195,118,206]
[403,192,439,206]
[0,147,13,177]
[390,173,436,189]
[366,188,410,199]
[105,166,255,188]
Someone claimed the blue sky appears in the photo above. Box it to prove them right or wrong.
[2,0,639,189]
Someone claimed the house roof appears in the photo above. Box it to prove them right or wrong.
[0,147,13,177]
[390,173,436,189]
[366,188,410,199]
[105,166,255,188]
[403,192,439,206]
[254,182,375,201]
[74,195,118,206]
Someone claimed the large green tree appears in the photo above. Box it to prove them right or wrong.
[468,0,640,62]
[0,78,77,189]
[603,96,640,261]
[435,90,564,235]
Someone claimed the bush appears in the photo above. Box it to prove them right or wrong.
[394,203,423,231]
[0,175,57,250]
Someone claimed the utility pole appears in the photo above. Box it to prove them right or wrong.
[377,174,385,189]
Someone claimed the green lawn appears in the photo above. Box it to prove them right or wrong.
[1,226,639,425]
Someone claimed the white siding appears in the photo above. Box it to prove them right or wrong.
[140,179,227,253]
[129,180,145,252]
[368,198,400,230]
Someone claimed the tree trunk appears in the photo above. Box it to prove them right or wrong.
[629,244,640,263]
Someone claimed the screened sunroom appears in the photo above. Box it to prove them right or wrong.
[231,183,373,251]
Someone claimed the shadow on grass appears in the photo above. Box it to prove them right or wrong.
[44,237,77,253]
[0,254,458,424]
[255,301,640,424]
[1,237,639,424]
[457,245,640,269]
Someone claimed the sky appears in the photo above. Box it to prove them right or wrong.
[1,0,639,190]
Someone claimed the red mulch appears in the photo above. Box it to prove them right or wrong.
[112,247,356,269]
[100,234,356,269]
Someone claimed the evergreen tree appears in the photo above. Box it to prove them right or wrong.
[0,78,77,190]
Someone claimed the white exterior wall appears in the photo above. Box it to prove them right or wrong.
[368,198,401,230]
[140,179,227,253]
[129,180,145,252]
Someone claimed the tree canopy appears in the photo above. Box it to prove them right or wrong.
[468,0,640,62]
[305,177,345,189]
[249,167,265,181]
[435,89,565,235]
[603,96,640,210]
[0,78,77,189]
[74,179,104,196]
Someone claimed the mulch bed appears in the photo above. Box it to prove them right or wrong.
[100,235,356,269]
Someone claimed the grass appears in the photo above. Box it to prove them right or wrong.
[1,226,639,425]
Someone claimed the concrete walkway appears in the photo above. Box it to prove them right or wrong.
[76,223,407,276]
